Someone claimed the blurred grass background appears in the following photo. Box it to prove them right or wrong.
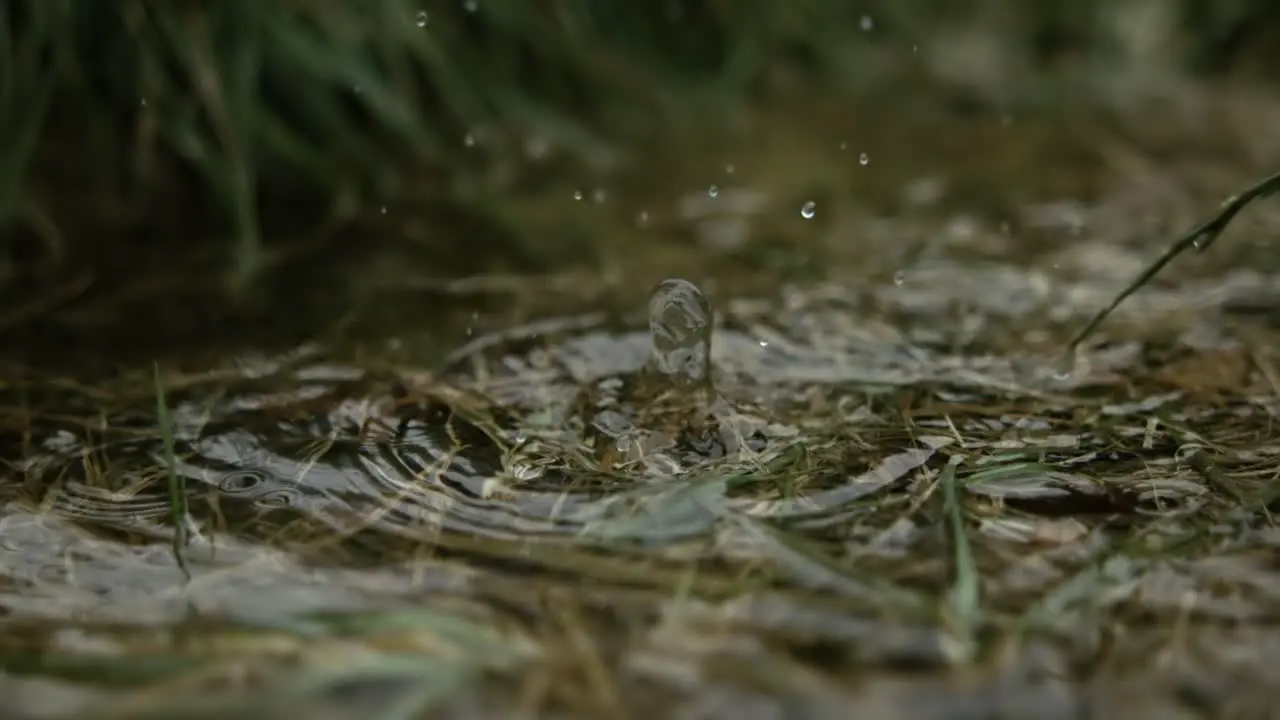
[1,0,1278,355]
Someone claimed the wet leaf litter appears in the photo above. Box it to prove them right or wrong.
[8,172,1280,716]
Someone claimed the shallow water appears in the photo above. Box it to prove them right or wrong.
[7,93,1280,716]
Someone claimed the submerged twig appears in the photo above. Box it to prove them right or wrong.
[1067,169,1280,351]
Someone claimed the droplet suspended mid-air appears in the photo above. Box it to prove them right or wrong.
[708,185,719,199]
[645,278,714,388]
[416,10,428,27]
[800,201,816,219]
[859,152,870,166]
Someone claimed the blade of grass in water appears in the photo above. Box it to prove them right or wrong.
[942,455,980,662]
[732,514,931,616]
[1066,169,1280,351]
[154,363,190,581]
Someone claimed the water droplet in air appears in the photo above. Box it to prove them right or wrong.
[416,10,428,27]
[800,201,816,219]
[592,188,607,204]
[725,164,735,175]
[380,206,387,215]
[646,279,714,387]
[859,152,870,166]
[637,211,650,227]
[573,190,583,201]
[463,133,475,147]
[708,185,719,199]
[839,142,848,150]
[860,15,874,31]
[463,0,479,12]
[893,270,905,286]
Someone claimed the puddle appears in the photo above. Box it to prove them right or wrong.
[7,95,1280,717]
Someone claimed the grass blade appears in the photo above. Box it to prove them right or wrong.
[1067,169,1280,351]
[153,362,190,581]
[941,455,980,662]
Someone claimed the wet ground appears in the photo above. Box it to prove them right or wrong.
[5,83,1280,718]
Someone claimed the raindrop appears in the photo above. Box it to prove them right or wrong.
[725,164,735,175]
[893,270,906,286]
[416,10,428,27]
[645,278,714,387]
[637,211,650,227]
[592,188,607,204]
[800,201,816,219]
[839,142,848,150]
[708,185,719,199]
[463,0,479,11]
[859,152,870,166]
[860,15,874,31]
[140,97,147,107]
[464,133,475,147]
[573,190,583,201]
[380,206,387,215]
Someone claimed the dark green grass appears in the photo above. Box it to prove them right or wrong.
[3,0,1279,303]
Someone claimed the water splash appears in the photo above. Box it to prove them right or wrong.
[643,278,715,389]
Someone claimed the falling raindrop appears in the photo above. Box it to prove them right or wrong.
[463,133,475,147]
[860,15,874,31]
[380,206,387,215]
[573,190,583,201]
[645,279,714,387]
[463,0,479,12]
[839,142,848,150]
[592,188,607,204]
[708,185,719,199]
[893,270,906,286]
[637,211,650,227]
[725,164,735,175]
[416,10,428,27]
[800,201,816,219]
[859,152,870,166]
